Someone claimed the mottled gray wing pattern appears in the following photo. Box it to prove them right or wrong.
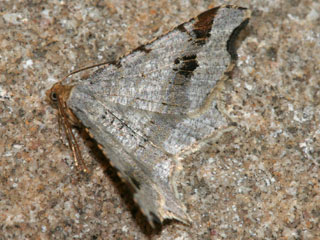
[66,6,250,226]
[77,6,249,115]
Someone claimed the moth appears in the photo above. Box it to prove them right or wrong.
[48,5,250,227]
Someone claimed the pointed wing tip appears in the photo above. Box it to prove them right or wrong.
[156,202,193,227]
[173,212,193,226]
[148,210,192,229]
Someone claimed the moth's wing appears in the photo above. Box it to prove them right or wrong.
[79,6,250,115]
[66,6,250,225]
[67,93,191,225]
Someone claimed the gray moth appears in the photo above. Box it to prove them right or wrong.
[48,5,251,227]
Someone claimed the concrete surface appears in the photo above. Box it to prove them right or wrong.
[1,0,319,239]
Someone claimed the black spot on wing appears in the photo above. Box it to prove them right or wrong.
[180,55,199,74]
[172,54,199,80]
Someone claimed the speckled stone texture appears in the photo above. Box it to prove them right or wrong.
[1,0,319,239]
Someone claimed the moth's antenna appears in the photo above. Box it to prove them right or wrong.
[60,61,111,84]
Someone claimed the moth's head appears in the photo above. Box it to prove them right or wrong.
[46,82,73,107]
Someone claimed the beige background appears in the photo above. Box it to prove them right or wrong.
[1,0,319,239]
